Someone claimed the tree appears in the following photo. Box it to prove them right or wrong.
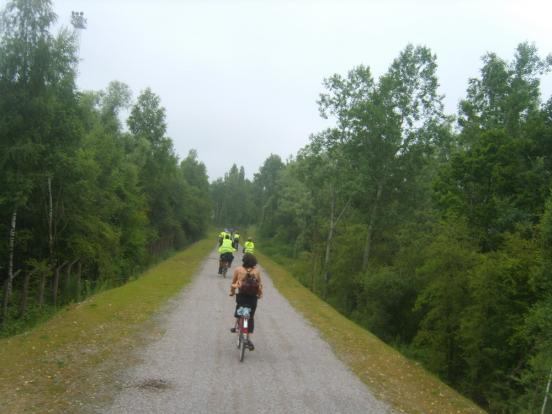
[0,0,80,324]
[318,45,446,270]
[180,150,211,239]
[253,154,285,234]
[297,131,352,294]
[413,219,480,382]
[271,159,314,257]
[459,42,551,139]
[128,87,166,147]
[436,44,552,251]
[210,163,254,228]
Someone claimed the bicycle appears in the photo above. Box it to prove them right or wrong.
[235,306,252,362]
[219,252,234,278]
[221,259,230,278]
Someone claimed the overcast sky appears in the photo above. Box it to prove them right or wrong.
[50,0,552,181]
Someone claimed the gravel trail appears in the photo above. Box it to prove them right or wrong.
[103,248,393,414]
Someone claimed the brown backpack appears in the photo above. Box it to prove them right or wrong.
[240,270,259,296]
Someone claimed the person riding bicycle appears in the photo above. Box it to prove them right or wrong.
[218,234,236,274]
[229,253,263,350]
[233,230,240,249]
[243,237,255,254]
[218,229,228,246]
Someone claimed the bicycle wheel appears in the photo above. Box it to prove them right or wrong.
[239,335,246,362]
[222,265,227,278]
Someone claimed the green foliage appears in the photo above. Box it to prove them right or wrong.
[460,234,539,409]
[0,1,211,335]
[235,43,552,412]
[353,265,421,344]
[254,154,285,235]
[211,163,255,228]
[412,220,479,381]
[517,296,552,413]
[435,128,548,250]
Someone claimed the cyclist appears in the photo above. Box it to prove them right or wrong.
[218,234,236,274]
[219,228,232,246]
[233,230,240,250]
[229,253,263,350]
[243,237,255,254]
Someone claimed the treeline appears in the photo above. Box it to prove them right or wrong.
[213,44,552,412]
[210,156,286,229]
[0,1,211,334]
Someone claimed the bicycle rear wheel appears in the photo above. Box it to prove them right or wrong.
[239,335,246,362]
[222,265,228,278]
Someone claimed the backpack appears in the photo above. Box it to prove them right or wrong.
[240,270,259,296]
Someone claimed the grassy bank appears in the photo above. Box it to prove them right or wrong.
[0,238,214,413]
[257,250,486,414]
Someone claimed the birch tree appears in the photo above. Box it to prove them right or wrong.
[318,45,445,271]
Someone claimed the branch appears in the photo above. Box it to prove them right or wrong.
[335,198,351,226]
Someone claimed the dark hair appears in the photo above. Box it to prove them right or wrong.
[242,253,257,268]
[225,234,230,239]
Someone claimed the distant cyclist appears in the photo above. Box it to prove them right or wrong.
[229,253,263,350]
[233,230,240,250]
[243,237,255,254]
[219,228,232,246]
[218,234,235,274]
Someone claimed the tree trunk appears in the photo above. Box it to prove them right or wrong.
[362,181,384,271]
[2,209,18,327]
[48,176,54,258]
[52,261,68,307]
[322,193,336,297]
[310,252,317,292]
[542,365,552,414]
[259,205,265,228]
[323,190,350,296]
[20,269,38,317]
[63,259,78,302]
[2,270,21,326]
[7,209,17,297]
[76,261,82,302]
[39,271,47,307]
[1,277,9,327]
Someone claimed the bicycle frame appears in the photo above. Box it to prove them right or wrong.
[221,259,230,277]
[236,306,251,362]
[219,252,233,277]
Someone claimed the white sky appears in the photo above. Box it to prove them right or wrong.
[48,0,552,180]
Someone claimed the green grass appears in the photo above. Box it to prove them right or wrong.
[257,250,487,414]
[0,238,214,413]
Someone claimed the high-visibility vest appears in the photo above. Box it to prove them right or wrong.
[244,241,255,254]
[218,238,235,254]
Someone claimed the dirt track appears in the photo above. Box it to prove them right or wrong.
[103,248,393,414]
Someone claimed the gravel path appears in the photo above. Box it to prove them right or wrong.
[103,248,393,414]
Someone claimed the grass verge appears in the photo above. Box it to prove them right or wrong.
[257,250,486,414]
[0,238,214,413]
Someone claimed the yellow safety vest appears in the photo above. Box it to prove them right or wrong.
[244,241,255,254]
[219,238,235,254]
